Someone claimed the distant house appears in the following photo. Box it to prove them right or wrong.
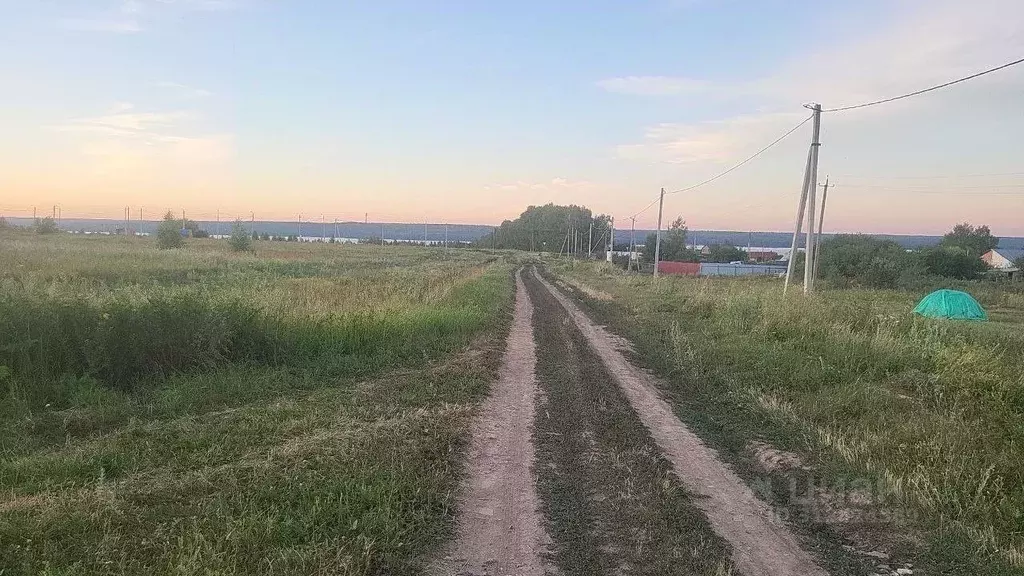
[982,248,1024,270]
[744,249,781,263]
[982,248,1023,280]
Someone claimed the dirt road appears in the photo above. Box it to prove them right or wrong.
[532,269,827,576]
[432,269,549,576]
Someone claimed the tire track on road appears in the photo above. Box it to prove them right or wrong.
[534,268,828,576]
[432,269,550,576]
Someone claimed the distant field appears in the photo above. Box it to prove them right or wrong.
[0,233,513,575]
[551,261,1024,575]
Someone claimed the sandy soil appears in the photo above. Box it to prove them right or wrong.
[431,269,549,576]
[535,269,828,576]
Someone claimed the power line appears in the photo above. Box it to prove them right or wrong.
[836,171,1024,180]
[629,195,661,219]
[823,56,1024,112]
[667,113,813,194]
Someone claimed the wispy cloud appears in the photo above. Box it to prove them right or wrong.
[616,112,806,164]
[483,178,596,193]
[597,76,714,96]
[51,104,233,173]
[59,17,142,33]
[610,0,1024,164]
[155,81,214,98]
[59,0,239,33]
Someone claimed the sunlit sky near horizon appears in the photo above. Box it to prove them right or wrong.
[1,0,1023,235]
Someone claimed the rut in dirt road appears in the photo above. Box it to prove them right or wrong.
[534,268,828,576]
[431,269,549,576]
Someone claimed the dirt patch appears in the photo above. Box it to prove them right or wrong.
[431,269,550,576]
[535,269,827,576]
[525,271,735,575]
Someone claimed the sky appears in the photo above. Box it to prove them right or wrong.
[1,0,1023,235]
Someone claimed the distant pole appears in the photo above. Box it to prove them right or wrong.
[139,207,143,231]
[381,223,385,247]
[444,223,448,250]
[813,177,831,281]
[424,218,428,245]
[33,206,36,220]
[588,222,593,257]
[653,187,665,278]
[784,105,819,295]
[322,215,326,241]
[602,215,610,262]
[628,217,636,271]
[297,214,301,239]
[216,209,221,237]
[365,212,368,224]
[52,205,56,219]
[335,218,339,239]
[492,226,496,250]
[250,212,255,235]
[803,104,823,294]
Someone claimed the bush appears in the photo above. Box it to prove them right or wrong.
[920,246,988,280]
[156,212,184,249]
[229,220,252,252]
[35,217,58,235]
[817,235,907,288]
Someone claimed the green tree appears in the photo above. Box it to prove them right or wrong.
[476,203,612,254]
[156,211,184,249]
[34,217,58,235]
[940,223,998,257]
[705,243,745,263]
[817,235,908,288]
[921,246,988,280]
[229,220,252,252]
[1015,256,1024,270]
[641,217,696,263]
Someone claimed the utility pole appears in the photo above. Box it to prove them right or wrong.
[444,223,449,251]
[588,222,593,257]
[653,187,665,278]
[607,217,615,263]
[364,212,368,224]
[813,177,831,281]
[335,218,339,239]
[784,103,822,295]
[216,209,221,238]
[297,214,302,240]
[381,223,385,247]
[250,212,255,235]
[628,217,636,271]
[322,215,326,242]
[803,104,823,294]
[424,218,428,246]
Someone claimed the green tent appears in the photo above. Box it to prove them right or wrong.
[913,289,987,321]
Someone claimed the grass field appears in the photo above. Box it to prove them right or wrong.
[550,260,1024,575]
[0,233,514,575]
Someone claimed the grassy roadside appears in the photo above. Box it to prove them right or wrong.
[0,235,515,575]
[548,261,1024,576]
[523,269,734,576]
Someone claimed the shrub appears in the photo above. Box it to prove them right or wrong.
[34,217,58,235]
[156,211,184,249]
[229,220,252,252]
[817,235,907,288]
[920,246,988,280]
